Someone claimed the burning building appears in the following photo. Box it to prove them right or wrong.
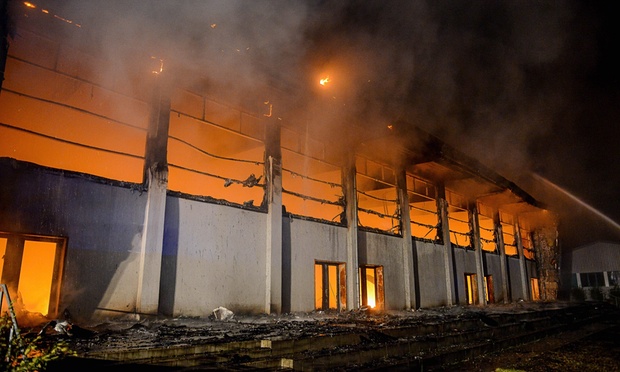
[0,1,559,324]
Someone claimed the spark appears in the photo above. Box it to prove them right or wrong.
[150,56,164,74]
[23,1,82,28]
[319,76,330,86]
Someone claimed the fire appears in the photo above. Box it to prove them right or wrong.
[23,1,82,27]
[151,56,164,75]
[319,76,330,86]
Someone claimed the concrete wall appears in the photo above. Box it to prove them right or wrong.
[358,231,409,310]
[507,257,524,300]
[482,253,505,303]
[415,241,449,308]
[0,158,147,320]
[453,249,479,305]
[285,217,348,312]
[161,195,268,317]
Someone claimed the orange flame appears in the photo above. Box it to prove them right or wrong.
[151,56,164,75]
[319,76,330,86]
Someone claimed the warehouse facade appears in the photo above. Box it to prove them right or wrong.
[0,3,558,322]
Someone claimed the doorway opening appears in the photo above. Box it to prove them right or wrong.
[0,233,66,320]
[465,273,478,305]
[484,275,494,303]
[531,277,540,301]
[359,265,384,310]
[314,261,346,311]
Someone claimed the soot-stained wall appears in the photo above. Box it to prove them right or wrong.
[286,218,347,312]
[415,241,449,308]
[358,231,409,310]
[0,158,147,320]
[161,195,268,317]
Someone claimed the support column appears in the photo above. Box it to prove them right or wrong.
[515,219,529,300]
[471,206,486,305]
[343,153,359,310]
[264,117,282,314]
[437,184,455,306]
[0,0,10,93]
[396,169,413,309]
[137,73,170,316]
[0,237,23,301]
[494,212,509,304]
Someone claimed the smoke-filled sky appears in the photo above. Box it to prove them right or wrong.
[14,0,620,246]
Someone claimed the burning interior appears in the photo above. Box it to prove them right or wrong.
[0,1,560,324]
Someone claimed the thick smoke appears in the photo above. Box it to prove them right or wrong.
[21,0,573,163]
[14,0,619,242]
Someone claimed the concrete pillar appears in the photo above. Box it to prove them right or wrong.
[343,154,360,310]
[515,219,529,300]
[264,117,282,314]
[0,0,9,93]
[136,74,170,316]
[437,184,455,306]
[470,206,486,305]
[494,212,510,303]
[0,237,23,300]
[396,169,413,309]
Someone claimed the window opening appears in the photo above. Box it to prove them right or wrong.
[167,99,265,207]
[609,271,620,287]
[484,275,494,303]
[359,266,384,310]
[447,189,471,248]
[356,157,400,234]
[0,233,66,319]
[580,272,605,287]
[0,56,148,183]
[519,219,535,260]
[465,273,478,305]
[281,148,344,222]
[530,278,540,301]
[477,202,497,252]
[500,211,517,256]
[406,175,439,241]
[314,262,346,311]
[0,237,6,283]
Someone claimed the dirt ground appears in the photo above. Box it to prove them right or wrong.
[443,321,620,372]
[29,301,620,371]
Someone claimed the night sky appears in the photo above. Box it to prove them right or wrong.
[15,0,620,248]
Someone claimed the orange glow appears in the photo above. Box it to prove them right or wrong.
[42,9,49,13]
[151,56,164,74]
[24,1,36,8]
[319,76,330,86]
[281,148,343,222]
[0,54,148,183]
[365,268,376,308]
[167,113,265,206]
[0,238,7,286]
[531,278,541,301]
[17,241,57,315]
[314,264,322,309]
